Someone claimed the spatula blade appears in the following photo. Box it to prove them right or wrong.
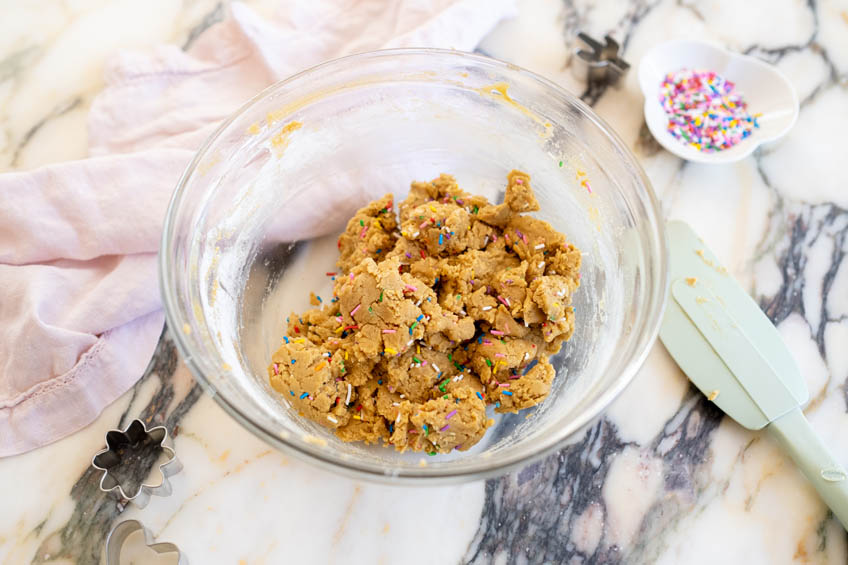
[659,221,807,430]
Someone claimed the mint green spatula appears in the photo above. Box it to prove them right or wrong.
[660,221,848,528]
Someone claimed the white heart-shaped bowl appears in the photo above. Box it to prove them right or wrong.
[638,39,798,164]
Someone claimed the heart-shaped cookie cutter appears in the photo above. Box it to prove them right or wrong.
[105,520,188,565]
[92,419,183,508]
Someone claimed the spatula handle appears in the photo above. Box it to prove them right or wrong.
[768,407,848,529]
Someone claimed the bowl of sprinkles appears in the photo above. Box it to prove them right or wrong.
[639,39,798,164]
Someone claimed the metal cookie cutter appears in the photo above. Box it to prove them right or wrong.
[106,520,188,565]
[571,32,630,86]
[92,419,182,508]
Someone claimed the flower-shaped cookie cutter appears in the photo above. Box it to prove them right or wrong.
[92,419,182,508]
[105,519,188,565]
[571,32,630,87]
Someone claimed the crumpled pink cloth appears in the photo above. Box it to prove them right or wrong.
[0,0,516,456]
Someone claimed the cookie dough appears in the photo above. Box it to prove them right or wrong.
[268,171,581,453]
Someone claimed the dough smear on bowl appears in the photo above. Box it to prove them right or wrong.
[268,171,581,454]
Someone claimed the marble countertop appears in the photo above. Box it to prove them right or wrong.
[3,0,848,563]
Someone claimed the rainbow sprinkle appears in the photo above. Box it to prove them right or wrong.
[659,68,760,152]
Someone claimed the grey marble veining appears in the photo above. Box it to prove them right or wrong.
[30,332,199,565]
[465,389,725,564]
[2,0,848,563]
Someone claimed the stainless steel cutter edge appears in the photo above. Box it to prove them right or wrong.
[91,419,183,508]
[105,519,188,565]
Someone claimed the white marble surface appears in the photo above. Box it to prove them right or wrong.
[3,0,848,563]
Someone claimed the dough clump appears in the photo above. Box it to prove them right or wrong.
[268,171,581,453]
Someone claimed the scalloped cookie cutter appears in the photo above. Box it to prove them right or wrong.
[91,419,183,508]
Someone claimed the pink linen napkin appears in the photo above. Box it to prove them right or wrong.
[0,0,516,456]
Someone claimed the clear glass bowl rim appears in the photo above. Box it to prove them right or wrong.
[159,47,669,484]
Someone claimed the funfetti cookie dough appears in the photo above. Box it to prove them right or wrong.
[268,171,581,454]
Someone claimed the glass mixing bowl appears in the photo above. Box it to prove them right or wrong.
[160,49,667,483]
